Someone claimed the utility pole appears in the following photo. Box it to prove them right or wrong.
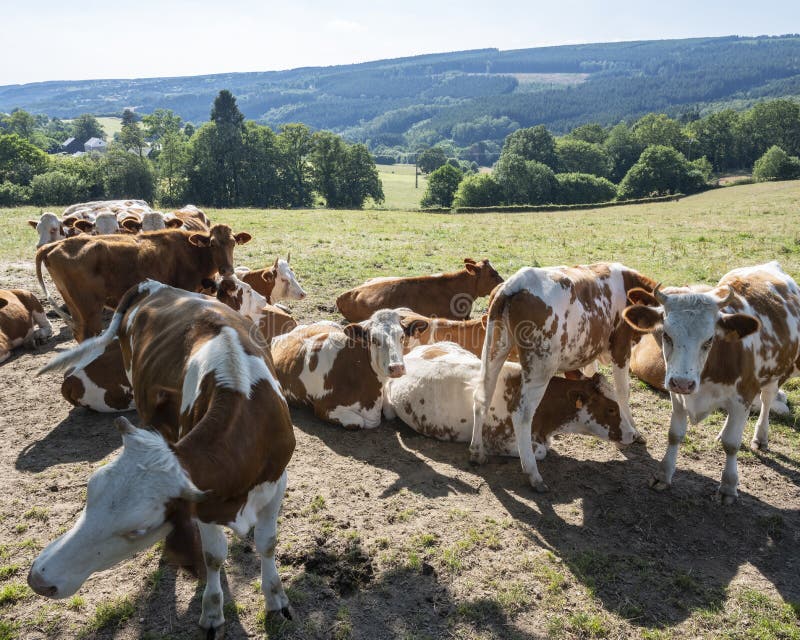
[415,154,419,189]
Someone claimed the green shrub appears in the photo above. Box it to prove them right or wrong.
[618,145,707,199]
[752,145,800,182]
[0,181,31,205]
[30,171,89,206]
[421,164,463,208]
[555,173,617,204]
[452,173,503,208]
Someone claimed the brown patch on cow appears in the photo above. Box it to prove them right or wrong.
[241,268,277,302]
[418,346,450,360]
[630,333,667,391]
[257,305,298,345]
[163,498,206,580]
[0,289,43,355]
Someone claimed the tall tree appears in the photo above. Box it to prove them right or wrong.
[119,109,145,157]
[72,114,105,142]
[157,130,189,204]
[142,109,183,142]
[276,123,314,208]
[500,125,558,170]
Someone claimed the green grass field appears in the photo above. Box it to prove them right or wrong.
[375,163,428,210]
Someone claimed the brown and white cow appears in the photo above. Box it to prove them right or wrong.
[29,212,70,248]
[336,258,503,323]
[33,281,296,635]
[0,289,52,363]
[271,310,428,429]
[36,224,251,342]
[70,211,121,236]
[385,343,625,468]
[236,255,306,303]
[622,261,800,504]
[470,262,654,490]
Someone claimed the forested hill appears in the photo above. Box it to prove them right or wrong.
[2,35,800,151]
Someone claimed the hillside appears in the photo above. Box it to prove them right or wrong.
[2,35,800,151]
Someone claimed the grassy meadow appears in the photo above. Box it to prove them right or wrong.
[1,177,800,639]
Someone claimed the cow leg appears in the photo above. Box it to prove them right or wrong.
[255,471,292,618]
[513,376,550,491]
[32,310,53,343]
[470,315,512,464]
[649,396,689,491]
[611,361,645,443]
[197,521,228,637]
[751,382,778,451]
[718,403,749,504]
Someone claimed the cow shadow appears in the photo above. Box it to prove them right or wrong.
[397,432,800,630]
[15,406,130,472]
[289,405,478,499]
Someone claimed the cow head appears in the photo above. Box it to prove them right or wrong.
[216,276,268,322]
[139,211,167,232]
[622,285,760,395]
[464,258,504,296]
[30,213,66,248]
[27,418,205,599]
[343,309,428,379]
[92,212,120,235]
[269,255,306,301]
[561,373,630,445]
[188,224,251,278]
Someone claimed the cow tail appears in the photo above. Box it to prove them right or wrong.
[37,282,144,376]
[35,246,72,325]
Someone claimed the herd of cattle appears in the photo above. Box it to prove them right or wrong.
[1,200,798,636]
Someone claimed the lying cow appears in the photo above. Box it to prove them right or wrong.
[470,262,656,490]
[385,343,628,466]
[271,310,428,429]
[33,281,296,635]
[235,255,306,303]
[36,224,251,342]
[622,261,800,504]
[215,276,298,347]
[0,289,52,363]
[336,258,503,323]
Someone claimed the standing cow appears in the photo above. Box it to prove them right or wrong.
[470,262,655,490]
[36,224,251,342]
[622,261,800,503]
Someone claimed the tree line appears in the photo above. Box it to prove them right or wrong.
[0,91,384,209]
[418,99,800,209]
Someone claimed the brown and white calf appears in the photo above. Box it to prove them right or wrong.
[385,343,625,469]
[36,224,251,341]
[271,310,428,429]
[622,261,800,503]
[235,255,306,303]
[33,281,296,636]
[0,289,52,363]
[470,262,653,490]
[336,258,503,322]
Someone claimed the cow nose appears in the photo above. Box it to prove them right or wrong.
[298,291,307,299]
[388,364,406,378]
[27,569,58,598]
[218,266,234,277]
[668,377,697,394]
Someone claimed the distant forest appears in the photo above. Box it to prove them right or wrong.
[2,35,800,160]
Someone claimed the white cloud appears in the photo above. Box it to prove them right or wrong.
[325,18,366,33]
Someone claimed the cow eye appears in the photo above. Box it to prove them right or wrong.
[122,528,148,541]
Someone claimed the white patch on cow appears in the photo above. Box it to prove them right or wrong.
[297,332,342,399]
[70,369,133,413]
[33,212,65,248]
[271,259,306,301]
[227,480,281,537]
[328,401,382,429]
[180,326,280,414]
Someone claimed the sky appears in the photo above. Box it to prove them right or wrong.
[1,0,798,86]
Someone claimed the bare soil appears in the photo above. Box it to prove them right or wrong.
[1,261,798,639]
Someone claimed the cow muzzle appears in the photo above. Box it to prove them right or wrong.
[668,376,697,395]
[388,363,406,378]
[218,266,234,278]
[27,568,58,598]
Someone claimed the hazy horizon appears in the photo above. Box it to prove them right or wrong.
[1,0,798,86]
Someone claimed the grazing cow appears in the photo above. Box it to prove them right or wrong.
[35,224,251,341]
[622,261,800,503]
[236,255,306,303]
[271,310,428,429]
[0,289,52,363]
[470,262,656,490]
[32,282,296,636]
[336,258,503,322]
[385,343,626,465]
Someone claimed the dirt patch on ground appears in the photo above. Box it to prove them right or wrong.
[0,262,798,639]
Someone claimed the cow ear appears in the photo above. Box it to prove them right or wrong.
[234,232,252,245]
[165,218,183,228]
[343,323,369,344]
[114,416,136,435]
[188,233,210,247]
[566,388,588,409]
[261,270,276,284]
[199,278,218,294]
[73,219,94,233]
[273,257,279,269]
[402,318,429,337]
[627,288,659,307]
[717,313,760,342]
[464,258,477,265]
[465,262,479,275]
[28,220,39,229]
[121,217,142,232]
[622,304,663,333]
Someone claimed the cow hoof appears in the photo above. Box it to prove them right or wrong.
[749,439,768,452]
[530,480,549,493]
[200,625,224,640]
[469,450,487,466]
[648,476,669,492]
[633,432,647,444]
[719,493,737,506]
